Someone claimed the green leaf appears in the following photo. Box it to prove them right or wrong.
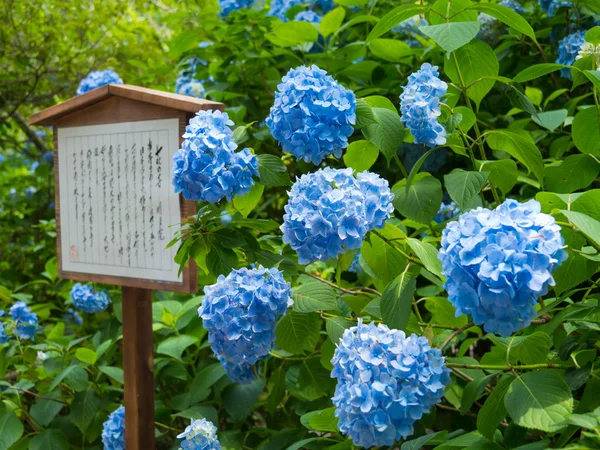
[584,70,600,90]
[256,154,291,186]
[467,3,536,40]
[369,39,413,62]
[363,95,397,111]
[49,365,80,392]
[504,370,573,432]
[392,173,443,224]
[361,223,407,286]
[29,429,69,450]
[477,374,515,440]
[343,140,379,172]
[223,378,265,422]
[444,169,488,210]
[98,366,124,384]
[445,40,499,107]
[233,183,264,217]
[156,335,198,361]
[425,297,468,328]
[295,358,335,401]
[30,391,64,427]
[401,431,448,450]
[362,107,404,165]
[553,250,600,294]
[486,130,544,184]
[0,412,23,450]
[380,268,417,331]
[366,4,429,42]
[462,374,496,415]
[507,85,540,119]
[532,109,568,132]
[561,210,600,248]
[586,26,600,45]
[270,21,318,46]
[70,388,100,434]
[275,311,321,354]
[545,154,600,193]
[320,7,345,38]
[207,246,237,277]
[406,238,443,278]
[479,159,518,195]
[355,99,378,128]
[513,64,567,83]
[301,408,339,432]
[489,332,551,365]
[293,278,338,313]
[572,107,600,157]
[419,22,480,54]
[75,348,97,365]
[325,316,352,344]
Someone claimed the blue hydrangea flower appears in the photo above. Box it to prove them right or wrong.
[435,201,460,223]
[219,0,253,17]
[268,0,304,20]
[177,418,222,450]
[400,63,447,148]
[539,0,572,16]
[0,311,10,344]
[70,283,110,313]
[348,253,361,273]
[295,10,322,23]
[9,302,38,340]
[0,154,4,164]
[176,78,206,98]
[42,151,54,165]
[64,308,84,326]
[102,406,125,450]
[24,187,37,198]
[557,31,586,79]
[77,70,123,96]
[392,15,427,46]
[331,320,451,448]
[478,0,524,41]
[438,199,567,337]
[172,110,259,203]
[198,266,292,383]
[30,162,39,173]
[266,65,356,165]
[281,168,394,264]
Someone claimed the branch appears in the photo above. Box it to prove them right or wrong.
[440,322,475,351]
[8,107,50,154]
[447,362,570,371]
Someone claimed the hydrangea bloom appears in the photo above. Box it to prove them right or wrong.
[539,0,572,16]
[392,16,427,46]
[77,70,123,96]
[435,201,460,223]
[268,0,304,21]
[281,168,394,264]
[438,199,567,336]
[557,31,586,79]
[266,65,356,165]
[348,253,362,273]
[24,187,37,198]
[42,151,54,165]
[70,283,110,313]
[172,110,259,203]
[176,78,206,98]
[64,307,84,326]
[0,312,10,344]
[219,0,253,17]
[102,406,125,450]
[478,0,524,42]
[9,302,38,340]
[400,63,447,148]
[198,266,292,382]
[177,418,222,450]
[331,320,450,448]
[294,10,322,23]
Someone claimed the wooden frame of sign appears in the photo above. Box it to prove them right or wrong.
[30,84,224,450]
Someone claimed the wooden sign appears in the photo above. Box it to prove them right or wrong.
[30,84,224,450]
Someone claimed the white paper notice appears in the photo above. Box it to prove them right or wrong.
[57,119,182,283]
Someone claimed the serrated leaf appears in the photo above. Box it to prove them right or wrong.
[572,107,600,157]
[392,173,443,224]
[513,64,567,83]
[477,374,515,440]
[381,268,416,331]
[99,366,125,385]
[223,378,265,421]
[275,311,321,354]
[30,391,64,427]
[343,140,379,172]
[561,210,600,248]
[504,370,573,432]
[462,374,496,415]
[293,280,337,313]
[545,154,600,193]
[256,154,291,186]
[402,431,448,450]
[70,388,100,434]
[300,407,339,432]
[532,109,568,132]
[486,130,544,184]
[362,107,404,164]
[406,238,443,278]
[29,429,69,450]
[361,223,407,287]
[325,316,352,344]
[75,348,97,365]
[206,246,238,277]
[156,335,198,361]
[366,4,429,42]
[489,332,551,365]
[444,169,488,210]
[467,3,536,40]
[369,39,413,62]
[233,183,264,217]
[0,412,23,449]
[320,7,345,38]
[479,159,518,195]
[420,22,480,54]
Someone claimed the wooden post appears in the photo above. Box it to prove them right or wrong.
[122,286,155,450]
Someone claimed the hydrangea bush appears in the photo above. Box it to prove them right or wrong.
[4,0,600,448]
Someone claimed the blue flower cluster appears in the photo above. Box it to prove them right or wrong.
[177,418,222,450]
[172,110,259,203]
[24,187,37,199]
[400,63,447,148]
[176,79,205,98]
[76,70,123,96]
[295,10,322,23]
[266,65,356,165]
[269,0,304,20]
[331,320,450,448]
[557,31,586,79]
[478,0,524,42]
[281,168,394,264]
[70,283,110,313]
[348,253,362,273]
[9,302,38,340]
[434,201,460,223]
[539,0,572,16]
[438,199,567,336]
[64,307,84,326]
[198,266,292,383]
[102,405,125,450]
[42,151,54,165]
[219,0,253,17]
[392,16,427,47]
[0,312,9,344]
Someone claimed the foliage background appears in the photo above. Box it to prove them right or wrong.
[2,0,600,448]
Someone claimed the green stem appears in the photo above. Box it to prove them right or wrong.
[268,352,320,361]
[393,153,408,178]
[446,362,570,370]
[371,229,426,270]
